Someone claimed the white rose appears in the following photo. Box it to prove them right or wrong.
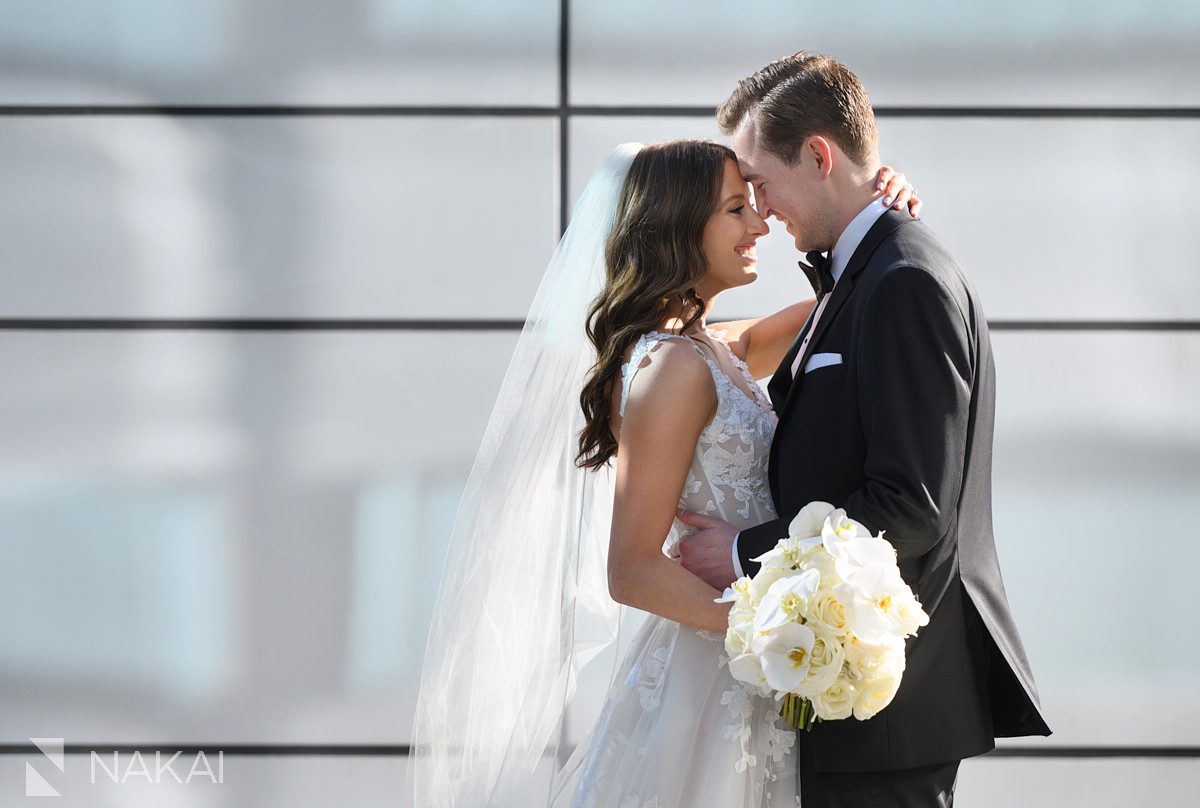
[844,635,905,682]
[811,675,857,721]
[793,628,846,698]
[798,549,841,593]
[853,670,902,720]
[724,612,755,658]
[806,589,850,639]
[788,501,837,540]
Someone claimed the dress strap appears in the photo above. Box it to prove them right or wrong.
[703,326,775,415]
[619,331,713,417]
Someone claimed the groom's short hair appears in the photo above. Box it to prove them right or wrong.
[717,52,878,167]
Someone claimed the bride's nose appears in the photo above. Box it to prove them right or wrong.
[748,210,769,237]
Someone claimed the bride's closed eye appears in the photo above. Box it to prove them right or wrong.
[729,205,745,214]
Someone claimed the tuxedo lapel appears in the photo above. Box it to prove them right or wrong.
[778,209,913,416]
[767,304,818,409]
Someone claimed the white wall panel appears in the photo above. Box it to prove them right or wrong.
[572,0,1200,107]
[0,0,559,105]
[0,330,517,745]
[571,117,1200,321]
[0,117,558,318]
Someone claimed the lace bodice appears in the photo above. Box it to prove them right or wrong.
[619,328,779,550]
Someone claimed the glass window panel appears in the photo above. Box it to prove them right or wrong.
[990,332,1200,746]
[957,758,1200,807]
[0,0,558,105]
[571,0,1200,106]
[0,330,517,745]
[0,752,407,806]
[1,330,1196,749]
[572,117,1200,321]
[0,117,558,318]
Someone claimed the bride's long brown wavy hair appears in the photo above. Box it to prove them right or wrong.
[576,139,736,470]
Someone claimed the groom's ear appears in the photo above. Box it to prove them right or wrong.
[804,136,835,181]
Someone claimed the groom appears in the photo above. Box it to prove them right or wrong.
[678,53,1051,805]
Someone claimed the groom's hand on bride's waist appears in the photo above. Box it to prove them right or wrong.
[674,509,738,590]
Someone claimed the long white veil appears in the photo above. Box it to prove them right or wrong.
[410,143,644,806]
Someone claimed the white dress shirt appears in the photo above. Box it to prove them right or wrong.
[731,197,890,578]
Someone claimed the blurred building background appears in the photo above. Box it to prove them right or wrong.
[0,0,1197,805]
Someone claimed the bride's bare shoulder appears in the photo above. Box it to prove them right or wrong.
[618,334,717,424]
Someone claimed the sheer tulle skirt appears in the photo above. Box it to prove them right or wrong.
[551,611,800,807]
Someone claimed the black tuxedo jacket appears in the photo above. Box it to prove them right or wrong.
[738,209,1052,773]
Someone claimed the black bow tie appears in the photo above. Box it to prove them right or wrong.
[799,251,835,299]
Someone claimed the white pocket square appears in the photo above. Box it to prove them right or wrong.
[803,352,843,374]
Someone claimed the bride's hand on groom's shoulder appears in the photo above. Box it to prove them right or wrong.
[874,165,923,218]
[674,509,739,591]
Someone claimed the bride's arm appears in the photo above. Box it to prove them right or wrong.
[607,340,732,634]
[712,299,817,379]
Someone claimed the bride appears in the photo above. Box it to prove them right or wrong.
[410,141,919,807]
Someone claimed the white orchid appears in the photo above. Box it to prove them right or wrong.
[820,509,871,546]
[836,564,928,644]
[753,569,820,634]
[753,621,817,693]
[749,563,793,601]
[750,534,821,572]
[728,652,770,694]
[787,501,837,540]
[714,577,751,604]
[828,534,896,585]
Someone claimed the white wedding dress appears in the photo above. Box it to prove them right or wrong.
[553,328,801,808]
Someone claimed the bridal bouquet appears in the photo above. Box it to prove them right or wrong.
[717,502,929,730]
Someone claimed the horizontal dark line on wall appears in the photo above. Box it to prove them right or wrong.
[0,318,528,331]
[2,743,1198,759]
[987,320,1200,331]
[0,743,410,757]
[0,105,561,117]
[985,746,1200,759]
[0,318,1198,332]
[0,104,1197,119]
